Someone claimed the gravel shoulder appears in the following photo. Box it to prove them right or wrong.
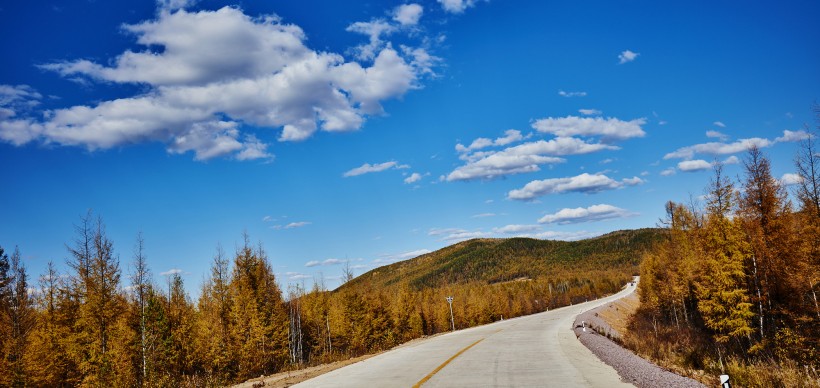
[573,289,706,388]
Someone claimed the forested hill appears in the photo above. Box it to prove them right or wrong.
[342,228,665,292]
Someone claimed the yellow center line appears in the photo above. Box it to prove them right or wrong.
[412,338,486,388]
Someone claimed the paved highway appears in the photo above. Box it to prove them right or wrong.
[295,284,637,387]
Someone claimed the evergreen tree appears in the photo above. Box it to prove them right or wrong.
[0,247,37,387]
[696,164,754,348]
[66,212,124,386]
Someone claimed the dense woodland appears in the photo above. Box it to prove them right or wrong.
[0,214,658,386]
[630,133,820,385]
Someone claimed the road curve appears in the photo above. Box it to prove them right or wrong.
[295,284,637,387]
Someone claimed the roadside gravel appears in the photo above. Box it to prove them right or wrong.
[573,305,706,388]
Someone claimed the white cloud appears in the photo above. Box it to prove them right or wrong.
[393,4,423,26]
[622,176,645,186]
[471,213,496,218]
[723,155,740,165]
[274,221,311,230]
[776,129,810,143]
[493,224,540,234]
[713,121,726,128]
[532,116,646,142]
[428,227,489,242]
[437,0,478,14]
[660,168,676,176]
[578,109,602,116]
[322,258,345,266]
[306,258,354,267]
[0,84,41,108]
[664,137,773,160]
[507,173,643,200]
[618,49,639,64]
[160,268,182,276]
[781,173,803,186]
[373,249,432,264]
[3,7,425,160]
[455,129,524,153]
[157,0,198,12]
[706,130,729,141]
[344,161,408,177]
[404,172,423,184]
[677,159,713,172]
[286,272,311,280]
[346,19,397,60]
[448,136,620,181]
[558,90,587,98]
[531,230,602,241]
[538,204,635,224]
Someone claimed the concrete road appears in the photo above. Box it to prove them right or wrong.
[295,284,637,387]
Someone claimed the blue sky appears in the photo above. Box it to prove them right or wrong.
[1,0,818,292]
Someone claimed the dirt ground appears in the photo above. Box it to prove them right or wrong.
[231,354,376,388]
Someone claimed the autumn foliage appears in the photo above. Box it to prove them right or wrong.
[0,217,660,386]
[629,143,820,386]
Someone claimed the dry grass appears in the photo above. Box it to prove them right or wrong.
[594,289,639,338]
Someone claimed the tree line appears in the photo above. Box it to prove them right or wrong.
[630,128,820,385]
[1,218,641,387]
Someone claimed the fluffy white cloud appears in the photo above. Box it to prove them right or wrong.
[448,136,620,181]
[404,172,423,184]
[0,84,41,108]
[3,7,425,161]
[723,155,740,165]
[578,109,602,116]
[706,130,728,141]
[776,129,810,143]
[437,0,478,13]
[507,173,643,200]
[618,49,639,64]
[305,260,320,267]
[665,130,807,161]
[160,268,183,276]
[346,20,397,60]
[713,121,726,128]
[781,173,803,186]
[532,116,646,142]
[393,4,423,26]
[677,159,713,172]
[344,161,408,177]
[455,129,524,153]
[538,204,634,224]
[558,90,586,97]
[660,168,676,176]
[664,137,773,160]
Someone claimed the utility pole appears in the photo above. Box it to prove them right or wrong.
[446,296,455,331]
